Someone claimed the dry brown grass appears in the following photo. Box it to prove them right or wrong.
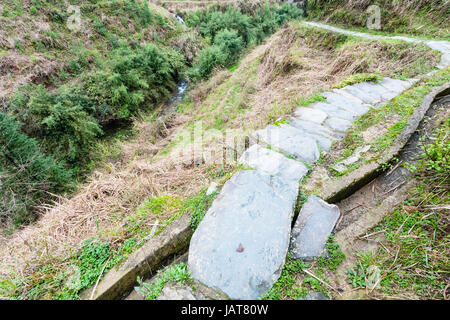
[0,110,214,279]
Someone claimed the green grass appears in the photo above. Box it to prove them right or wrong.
[333,73,382,89]
[135,262,192,300]
[0,183,222,300]
[186,189,218,229]
[346,118,449,299]
[262,236,345,300]
[296,93,327,107]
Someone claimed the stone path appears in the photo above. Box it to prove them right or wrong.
[187,23,450,300]
[304,22,450,70]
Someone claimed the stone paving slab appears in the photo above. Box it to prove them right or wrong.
[313,101,357,121]
[252,124,320,163]
[239,144,309,186]
[321,91,370,116]
[289,195,340,261]
[378,77,412,97]
[325,117,352,133]
[338,85,382,105]
[351,82,401,102]
[287,119,334,151]
[288,117,338,139]
[188,170,296,300]
[294,107,328,124]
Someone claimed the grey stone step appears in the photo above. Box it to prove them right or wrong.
[322,91,370,116]
[188,170,297,300]
[378,77,412,97]
[313,101,357,121]
[325,117,352,132]
[289,195,340,261]
[353,81,408,102]
[239,144,309,186]
[338,85,383,105]
[157,284,202,300]
[288,117,338,139]
[252,124,320,163]
[294,107,328,124]
[287,119,334,151]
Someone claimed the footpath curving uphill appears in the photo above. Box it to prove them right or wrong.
[304,22,450,70]
[187,22,450,300]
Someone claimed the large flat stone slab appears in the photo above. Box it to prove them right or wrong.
[338,85,382,105]
[294,107,328,124]
[157,284,200,300]
[352,82,406,102]
[289,195,340,261]
[252,124,320,163]
[325,117,352,133]
[322,91,370,116]
[188,170,297,300]
[288,117,337,139]
[378,78,412,98]
[239,144,309,186]
[287,119,334,151]
[313,102,357,121]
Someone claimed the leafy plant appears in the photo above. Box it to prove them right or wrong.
[0,112,73,226]
[135,262,192,300]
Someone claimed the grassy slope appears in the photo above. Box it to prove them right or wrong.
[0,0,200,232]
[0,1,305,300]
[347,113,449,300]
[308,0,449,40]
[0,0,188,97]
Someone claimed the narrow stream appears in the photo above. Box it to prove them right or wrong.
[175,14,185,25]
[155,14,188,118]
[158,80,187,119]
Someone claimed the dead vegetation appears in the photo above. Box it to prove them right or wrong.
[310,0,449,39]
[0,110,214,277]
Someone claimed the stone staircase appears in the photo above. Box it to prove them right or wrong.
[186,23,450,300]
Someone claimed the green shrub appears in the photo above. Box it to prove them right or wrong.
[186,3,303,80]
[213,29,243,65]
[0,113,72,226]
[195,45,227,79]
[10,85,102,163]
[84,43,184,120]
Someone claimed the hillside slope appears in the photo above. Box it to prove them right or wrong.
[308,0,449,40]
[0,0,302,231]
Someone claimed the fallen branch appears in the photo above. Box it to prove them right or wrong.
[304,269,341,296]
[90,257,111,300]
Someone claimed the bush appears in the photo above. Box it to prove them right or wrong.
[10,85,102,163]
[195,45,227,79]
[84,43,184,120]
[213,29,243,65]
[186,3,304,80]
[0,113,73,226]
